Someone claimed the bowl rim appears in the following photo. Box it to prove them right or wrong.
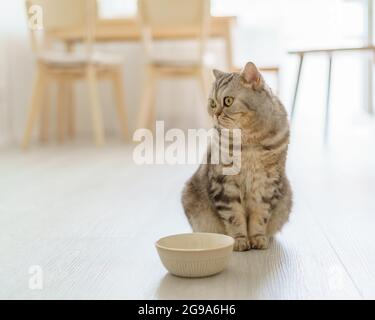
[155,232,234,252]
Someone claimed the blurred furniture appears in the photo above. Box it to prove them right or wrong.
[258,66,280,93]
[136,0,211,130]
[23,0,129,148]
[289,46,375,142]
[49,16,236,72]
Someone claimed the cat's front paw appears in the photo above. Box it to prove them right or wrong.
[250,235,269,250]
[233,237,251,252]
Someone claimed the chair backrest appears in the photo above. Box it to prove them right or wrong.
[138,0,209,29]
[137,0,210,62]
[25,0,97,54]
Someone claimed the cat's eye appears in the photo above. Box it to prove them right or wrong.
[224,96,234,107]
[209,99,216,108]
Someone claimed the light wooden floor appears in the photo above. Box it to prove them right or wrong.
[0,125,374,299]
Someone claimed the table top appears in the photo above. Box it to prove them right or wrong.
[288,45,375,55]
[50,16,237,43]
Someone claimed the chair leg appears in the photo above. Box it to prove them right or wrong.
[137,67,156,130]
[147,96,156,131]
[225,29,234,71]
[86,66,105,146]
[22,65,47,149]
[66,81,75,139]
[39,83,50,143]
[291,54,304,120]
[56,79,66,143]
[111,68,129,140]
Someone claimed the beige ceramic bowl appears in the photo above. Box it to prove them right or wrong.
[156,233,234,278]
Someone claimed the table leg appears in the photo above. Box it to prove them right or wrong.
[324,54,333,143]
[291,54,304,120]
[56,79,66,143]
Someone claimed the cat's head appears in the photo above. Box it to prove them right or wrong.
[208,62,280,131]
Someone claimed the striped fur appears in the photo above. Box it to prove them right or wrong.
[182,62,292,251]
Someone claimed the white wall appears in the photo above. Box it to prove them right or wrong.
[0,0,32,147]
[0,32,8,147]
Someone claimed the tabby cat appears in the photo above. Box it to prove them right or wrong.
[182,62,292,251]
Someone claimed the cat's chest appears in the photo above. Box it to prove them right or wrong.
[241,150,264,176]
[239,150,266,194]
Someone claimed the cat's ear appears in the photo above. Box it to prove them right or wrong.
[213,69,226,79]
[241,62,263,89]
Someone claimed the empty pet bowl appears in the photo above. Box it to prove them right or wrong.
[156,233,234,278]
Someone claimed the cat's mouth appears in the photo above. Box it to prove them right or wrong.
[215,114,236,128]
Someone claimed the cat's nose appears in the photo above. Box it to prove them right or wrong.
[215,109,223,116]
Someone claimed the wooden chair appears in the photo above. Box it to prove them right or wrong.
[23,0,129,148]
[136,0,211,130]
